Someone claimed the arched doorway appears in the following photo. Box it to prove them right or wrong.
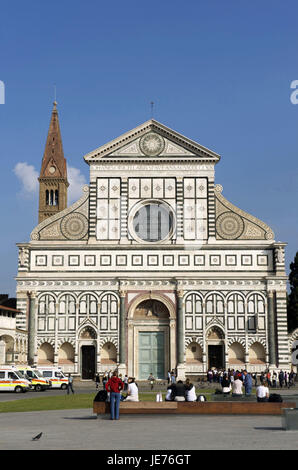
[79,326,97,379]
[128,296,176,380]
[206,326,225,369]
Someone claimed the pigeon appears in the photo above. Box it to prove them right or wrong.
[32,432,43,441]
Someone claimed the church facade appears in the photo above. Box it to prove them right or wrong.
[15,104,292,379]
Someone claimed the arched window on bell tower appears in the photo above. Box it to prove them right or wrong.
[45,190,49,205]
[55,190,59,206]
[50,190,54,206]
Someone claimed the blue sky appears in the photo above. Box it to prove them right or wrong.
[1,1,298,296]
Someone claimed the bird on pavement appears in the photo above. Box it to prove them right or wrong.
[32,432,43,441]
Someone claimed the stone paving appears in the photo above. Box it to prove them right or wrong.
[0,408,297,450]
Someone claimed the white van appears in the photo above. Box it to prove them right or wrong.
[0,367,31,393]
[37,367,68,390]
[16,366,50,391]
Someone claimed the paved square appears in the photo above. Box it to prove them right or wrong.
[0,409,297,450]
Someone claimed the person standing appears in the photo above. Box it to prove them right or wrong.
[105,370,124,420]
[289,370,295,388]
[148,373,155,391]
[167,370,171,385]
[123,375,129,391]
[95,373,100,390]
[207,369,213,384]
[252,373,258,387]
[272,371,277,388]
[170,371,176,385]
[67,374,74,395]
[278,370,284,388]
[102,373,108,390]
[243,370,253,396]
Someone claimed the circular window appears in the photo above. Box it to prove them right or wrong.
[131,201,174,243]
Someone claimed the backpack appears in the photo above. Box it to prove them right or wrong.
[94,390,108,402]
[268,393,283,403]
[197,395,207,402]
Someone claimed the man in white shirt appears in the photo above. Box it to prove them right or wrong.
[256,383,269,402]
[232,378,243,397]
[125,378,139,402]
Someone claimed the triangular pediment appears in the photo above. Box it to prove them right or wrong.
[84,120,220,163]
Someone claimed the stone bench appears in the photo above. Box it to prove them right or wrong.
[93,400,296,417]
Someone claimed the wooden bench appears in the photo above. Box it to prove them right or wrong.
[93,400,296,416]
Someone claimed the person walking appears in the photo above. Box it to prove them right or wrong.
[105,370,124,420]
[67,374,75,395]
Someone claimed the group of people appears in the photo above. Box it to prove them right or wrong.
[207,368,296,389]
[218,368,296,401]
[259,370,296,388]
[165,378,199,402]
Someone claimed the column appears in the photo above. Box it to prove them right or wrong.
[207,177,216,241]
[118,290,127,376]
[176,289,186,380]
[27,292,36,366]
[88,180,97,243]
[120,178,129,244]
[275,289,290,368]
[176,178,184,243]
[267,291,277,367]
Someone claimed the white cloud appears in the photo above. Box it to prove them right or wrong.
[68,166,87,204]
[13,162,87,204]
[13,162,39,196]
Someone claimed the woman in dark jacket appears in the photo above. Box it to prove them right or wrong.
[105,370,124,420]
[221,374,231,396]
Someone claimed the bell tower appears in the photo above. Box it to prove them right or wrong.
[38,101,69,223]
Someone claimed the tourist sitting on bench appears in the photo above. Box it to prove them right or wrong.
[256,382,269,402]
[171,380,187,401]
[221,374,231,396]
[123,377,139,402]
[165,385,173,401]
[185,379,197,402]
[232,377,243,397]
